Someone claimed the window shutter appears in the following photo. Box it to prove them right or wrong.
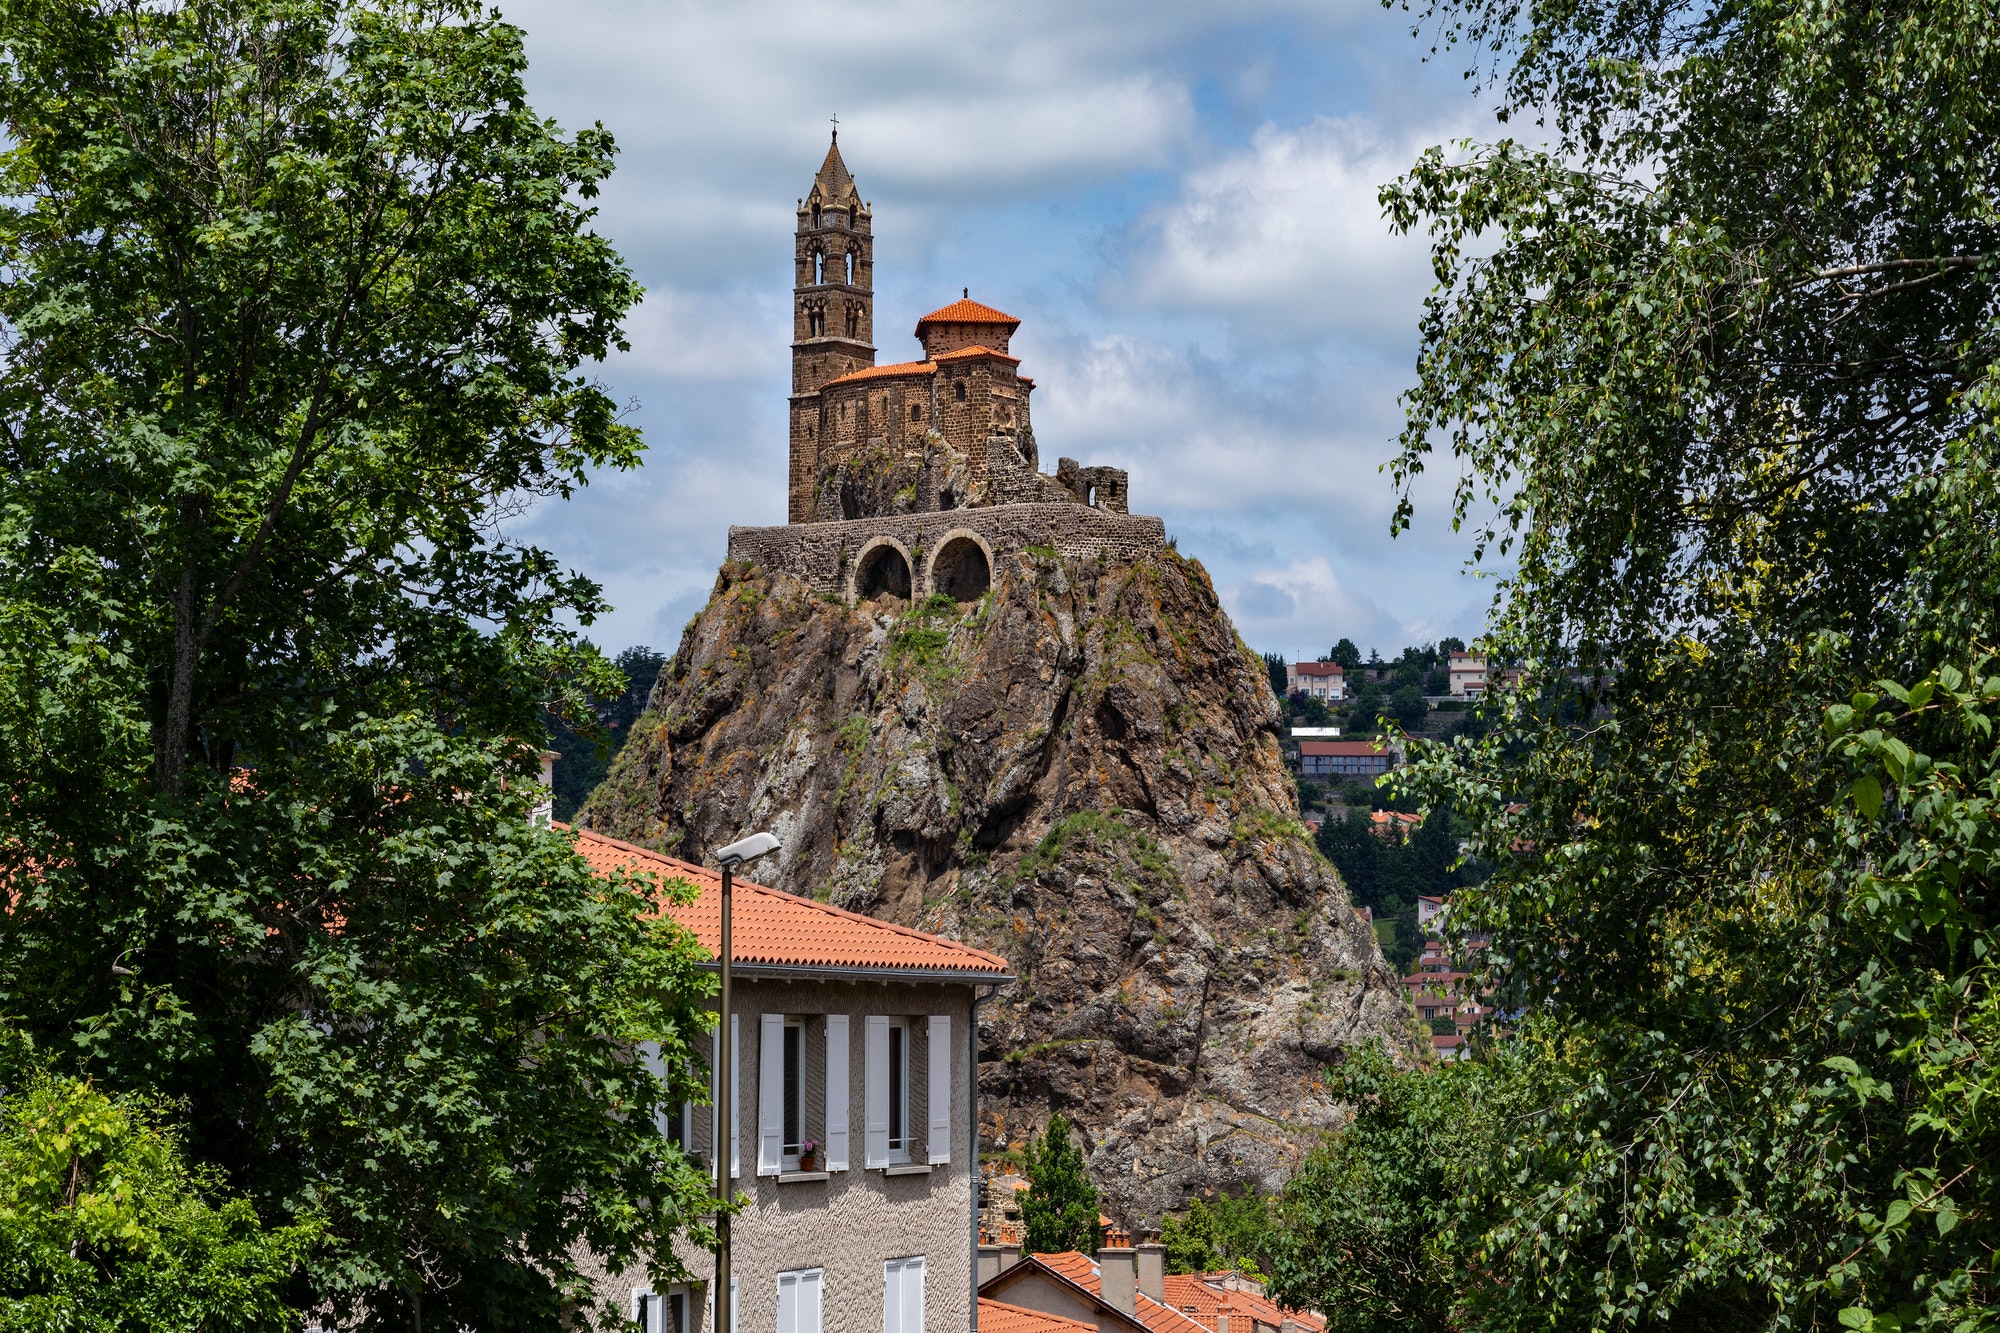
[801,1270,822,1333]
[926,1016,950,1165]
[882,1262,899,1333]
[730,1014,741,1179]
[864,1016,890,1168]
[778,1273,797,1333]
[639,1040,670,1138]
[825,1015,850,1171]
[760,1014,784,1174]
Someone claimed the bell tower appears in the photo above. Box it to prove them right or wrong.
[789,130,875,523]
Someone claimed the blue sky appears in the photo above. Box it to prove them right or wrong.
[500,0,1509,662]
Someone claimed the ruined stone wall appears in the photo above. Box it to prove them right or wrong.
[727,503,1166,599]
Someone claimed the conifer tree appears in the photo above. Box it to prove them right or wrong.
[1020,1115,1101,1256]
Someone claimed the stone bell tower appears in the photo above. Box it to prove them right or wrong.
[789,131,875,523]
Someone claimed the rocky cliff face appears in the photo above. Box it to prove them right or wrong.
[580,546,1420,1224]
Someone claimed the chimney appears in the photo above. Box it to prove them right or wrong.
[999,1241,1021,1272]
[1135,1241,1165,1305]
[1099,1244,1137,1316]
[978,1244,1002,1285]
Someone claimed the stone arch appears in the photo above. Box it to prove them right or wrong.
[925,529,993,602]
[850,537,913,602]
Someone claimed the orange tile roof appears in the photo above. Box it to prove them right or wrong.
[915,298,1021,331]
[980,1300,1095,1333]
[934,344,1021,365]
[1161,1276,1324,1333]
[1024,1254,1212,1333]
[822,359,937,388]
[568,828,1011,977]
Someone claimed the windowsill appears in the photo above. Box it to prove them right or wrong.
[882,1164,932,1177]
[778,1171,830,1184]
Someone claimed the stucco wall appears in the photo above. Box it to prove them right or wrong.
[587,976,985,1333]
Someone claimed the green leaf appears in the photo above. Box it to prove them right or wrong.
[1851,776,1883,819]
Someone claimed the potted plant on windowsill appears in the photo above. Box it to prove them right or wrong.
[798,1139,821,1173]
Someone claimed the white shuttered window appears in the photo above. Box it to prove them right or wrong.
[825,1015,850,1171]
[926,1016,950,1165]
[883,1256,924,1333]
[777,1269,823,1333]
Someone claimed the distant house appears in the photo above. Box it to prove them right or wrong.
[977,1248,1323,1333]
[1415,893,1448,928]
[1448,651,1487,698]
[1298,739,1395,780]
[1354,905,1374,926]
[1285,660,1346,702]
[1369,810,1421,842]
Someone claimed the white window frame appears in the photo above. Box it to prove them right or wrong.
[887,1020,910,1165]
[778,1267,824,1333]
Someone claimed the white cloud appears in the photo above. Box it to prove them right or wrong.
[1122,115,1465,342]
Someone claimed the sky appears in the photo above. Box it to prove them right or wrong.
[500,0,1511,663]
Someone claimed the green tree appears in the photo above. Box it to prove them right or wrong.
[1389,682,1428,730]
[0,1032,317,1333]
[1328,639,1363,671]
[0,2,717,1327]
[1367,0,2000,1314]
[1263,651,1289,703]
[1267,1043,1488,1333]
[1020,1114,1101,1256]
[1160,1187,1273,1279]
[548,644,668,820]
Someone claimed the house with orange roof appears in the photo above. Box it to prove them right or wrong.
[976,1247,1322,1333]
[568,828,1013,1333]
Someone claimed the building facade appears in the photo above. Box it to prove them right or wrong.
[571,831,1013,1333]
[1284,661,1345,702]
[730,135,1164,602]
[1298,740,1397,780]
[1447,652,1487,698]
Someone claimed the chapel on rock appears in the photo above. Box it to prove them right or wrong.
[726,134,1163,604]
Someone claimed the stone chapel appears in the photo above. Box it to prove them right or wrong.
[727,135,1163,603]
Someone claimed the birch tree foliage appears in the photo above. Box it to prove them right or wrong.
[1357,0,2000,1322]
[0,2,716,1328]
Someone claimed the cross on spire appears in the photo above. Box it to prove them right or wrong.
[830,113,838,141]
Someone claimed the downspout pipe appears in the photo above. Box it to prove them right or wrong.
[969,981,999,1333]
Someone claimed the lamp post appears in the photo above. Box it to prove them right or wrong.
[711,831,779,1333]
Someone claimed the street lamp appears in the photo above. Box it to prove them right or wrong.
[712,831,779,1333]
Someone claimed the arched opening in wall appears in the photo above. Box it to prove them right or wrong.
[846,305,860,337]
[814,250,825,284]
[939,488,956,510]
[812,203,822,228]
[840,483,862,521]
[1085,485,1097,508]
[845,252,855,283]
[856,544,911,600]
[930,536,990,602]
[910,404,922,422]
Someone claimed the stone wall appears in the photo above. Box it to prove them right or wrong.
[726,503,1167,600]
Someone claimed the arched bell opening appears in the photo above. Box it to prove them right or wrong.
[927,533,992,603]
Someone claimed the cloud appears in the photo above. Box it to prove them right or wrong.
[1120,115,1461,343]
[1222,557,1402,654]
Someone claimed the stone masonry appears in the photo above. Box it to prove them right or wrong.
[774,134,1158,598]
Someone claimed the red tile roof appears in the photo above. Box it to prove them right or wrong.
[822,359,937,387]
[1292,662,1344,677]
[1026,1254,1212,1333]
[934,344,1021,365]
[980,1300,1095,1333]
[1161,1276,1325,1333]
[567,828,1010,977]
[915,298,1021,332]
